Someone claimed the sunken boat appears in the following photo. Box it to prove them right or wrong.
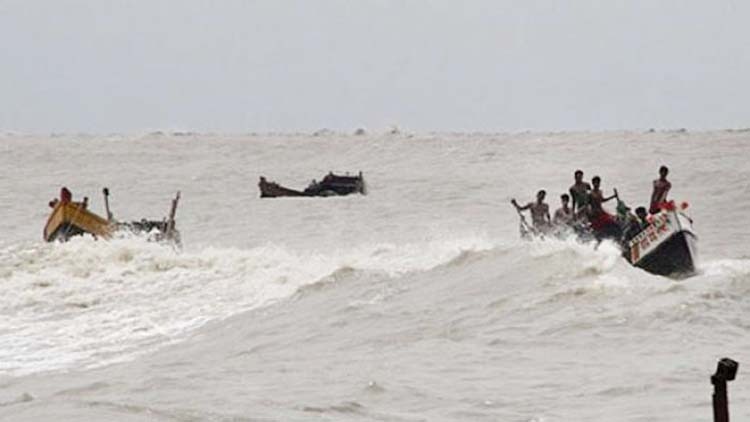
[43,187,181,245]
[259,172,366,198]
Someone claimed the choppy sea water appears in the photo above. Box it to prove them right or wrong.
[1,131,750,421]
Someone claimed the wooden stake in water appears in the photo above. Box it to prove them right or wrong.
[102,187,113,221]
[712,358,738,422]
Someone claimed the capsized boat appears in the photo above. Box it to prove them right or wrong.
[624,209,697,278]
[43,187,181,245]
[259,172,366,198]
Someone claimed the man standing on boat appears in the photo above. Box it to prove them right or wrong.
[569,170,591,214]
[649,165,672,214]
[588,176,621,240]
[512,190,551,232]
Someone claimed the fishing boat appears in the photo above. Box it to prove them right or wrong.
[43,187,181,245]
[259,172,366,198]
[624,209,697,277]
[514,202,697,278]
[44,200,113,242]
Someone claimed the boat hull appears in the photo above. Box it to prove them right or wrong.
[258,180,308,198]
[259,172,366,198]
[44,202,113,242]
[626,211,697,278]
[632,230,697,277]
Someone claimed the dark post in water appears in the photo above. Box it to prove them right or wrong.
[712,357,738,422]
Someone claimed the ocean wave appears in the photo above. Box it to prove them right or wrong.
[0,234,494,376]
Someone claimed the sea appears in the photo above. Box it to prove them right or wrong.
[1,130,749,421]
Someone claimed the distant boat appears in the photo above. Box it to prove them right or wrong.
[43,187,181,245]
[259,172,366,198]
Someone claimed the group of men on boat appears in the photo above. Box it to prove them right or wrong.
[511,166,674,245]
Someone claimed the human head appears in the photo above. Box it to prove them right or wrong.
[659,165,669,178]
[537,190,546,201]
[591,176,601,188]
[635,206,647,219]
[574,170,583,182]
[561,193,570,204]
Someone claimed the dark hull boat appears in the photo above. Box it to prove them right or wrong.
[259,172,366,198]
[625,210,697,278]
[516,208,697,278]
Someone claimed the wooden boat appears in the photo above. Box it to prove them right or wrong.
[259,172,366,198]
[515,204,697,278]
[624,209,697,277]
[43,187,181,245]
[44,201,113,242]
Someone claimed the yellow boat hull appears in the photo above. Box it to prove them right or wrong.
[43,202,114,242]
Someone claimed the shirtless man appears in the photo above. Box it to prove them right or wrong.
[649,165,671,214]
[588,176,622,240]
[589,176,618,216]
[511,190,551,232]
[569,170,592,214]
[553,193,574,226]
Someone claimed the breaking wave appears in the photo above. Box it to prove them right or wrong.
[0,234,494,376]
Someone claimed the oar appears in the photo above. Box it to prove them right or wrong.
[166,191,180,239]
[511,200,533,235]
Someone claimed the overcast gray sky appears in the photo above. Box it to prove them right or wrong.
[1,1,748,133]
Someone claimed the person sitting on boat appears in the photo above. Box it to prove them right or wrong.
[569,169,591,214]
[553,193,574,226]
[588,176,622,240]
[649,165,671,214]
[615,200,632,225]
[618,201,642,243]
[512,190,551,232]
[635,206,649,229]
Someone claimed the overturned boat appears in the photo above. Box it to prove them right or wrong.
[259,172,366,198]
[44,187,181,245]
[624,210,697,278]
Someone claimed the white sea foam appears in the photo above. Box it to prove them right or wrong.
[0,233,495,375]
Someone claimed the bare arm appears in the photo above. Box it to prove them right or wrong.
[569,188,577,212]
[511,199,531,211]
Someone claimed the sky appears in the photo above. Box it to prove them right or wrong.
[0,0,748,133]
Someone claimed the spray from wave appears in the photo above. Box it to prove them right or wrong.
[0,234,495,376]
